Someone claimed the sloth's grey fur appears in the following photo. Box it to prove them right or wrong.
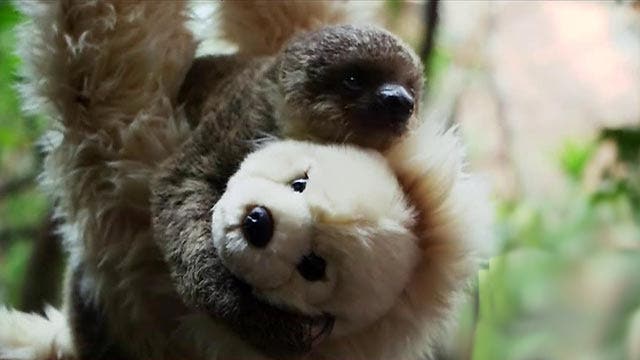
[3,1,428,359]
[151,9,423,360]
[0,2,494,360]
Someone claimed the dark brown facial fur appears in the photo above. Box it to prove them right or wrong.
[153,24,424,357]
[278,25,424,149]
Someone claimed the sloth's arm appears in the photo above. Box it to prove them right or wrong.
[151,111,321,358]
[17,0,196,358]
[17,0,197,247]
[18,0,195,141]
[217,0,377,56]
[17,0,197,217]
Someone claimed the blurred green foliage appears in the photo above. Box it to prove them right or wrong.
[425,46,453,94]
[0,2,46,156]
[0,1,48,307]
[471,134,640,360]
[559,140,597,182]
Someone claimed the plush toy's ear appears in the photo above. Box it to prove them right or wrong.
[383,120,493,357]
[0,306,74,360]
[385,120,493,260]
[214,1,380,56]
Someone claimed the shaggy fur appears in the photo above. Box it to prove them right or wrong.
[13,0,198,358]
[209,128,491,360]
[217,122,492,360]
[217,1,377,56]
[0,1,491,359]
[0,121,491,360]
[0,306,74,360]
[179,24,423,148]
[212,142,420,332]
[155,2,424,358]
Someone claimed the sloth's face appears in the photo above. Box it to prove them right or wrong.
[211,141,421,340]
[278,25,424,150]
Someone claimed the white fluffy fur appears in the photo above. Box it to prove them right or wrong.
[208,120,493,360]
[0,306,74,360]
[1,1,492,359]
[213,142,420,332]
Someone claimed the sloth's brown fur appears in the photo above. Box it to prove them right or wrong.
[153,3,424,357]
[0,1,491,360]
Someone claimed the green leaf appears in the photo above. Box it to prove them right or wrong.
[0,240,32,306]
[558,139,596,181]
[0,1,21,32]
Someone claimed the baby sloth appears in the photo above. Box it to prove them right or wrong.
[153,21,424,357]
[179,24,423,150]
[8,1,440,358]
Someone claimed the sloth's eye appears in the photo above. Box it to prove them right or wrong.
[342,71,364,92]
[291,175,308,193]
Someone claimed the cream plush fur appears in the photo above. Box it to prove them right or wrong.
[0,1,492,359]
[211,124,493,360]
[0,122,491,360]
[0,307,74,360]
[212,142,420,335]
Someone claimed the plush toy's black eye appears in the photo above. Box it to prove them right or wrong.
[291,175,308,193]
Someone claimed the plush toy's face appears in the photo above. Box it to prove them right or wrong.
[211,141,421,340]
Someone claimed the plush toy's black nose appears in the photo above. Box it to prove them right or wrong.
[376,84,414,122]
[242,206,273,248]
[297,253,326,282]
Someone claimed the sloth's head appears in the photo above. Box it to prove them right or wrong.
[277,25,423,150]
[211,141,421,339]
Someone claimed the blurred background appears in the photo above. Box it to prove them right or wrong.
[0,1,638,359]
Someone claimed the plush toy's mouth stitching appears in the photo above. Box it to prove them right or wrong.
[216,273,335,357]
[236,273,335,344]
[311,313,335,347]
[243,276,335,348]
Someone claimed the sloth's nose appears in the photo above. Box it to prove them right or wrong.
[376,84,414,122]
[242,206,273,248]
[297,253,326,282]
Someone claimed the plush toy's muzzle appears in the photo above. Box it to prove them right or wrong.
[241,205,328,282]
[211,174,339,311]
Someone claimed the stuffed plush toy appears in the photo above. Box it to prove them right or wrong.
[1,121,491,360]
[0,1,491,359]
[208,123,492,359]
[151,1,424,353]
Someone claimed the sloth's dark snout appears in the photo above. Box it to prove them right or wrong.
[297,253,327,282]
[242,206,273,248]
[376,84,414,123]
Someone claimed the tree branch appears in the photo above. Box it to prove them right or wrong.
[20,213,64,312]
[420,0,440,62]
[420,0,441,100]
[0,226,38,244]
[0,173,37,199]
